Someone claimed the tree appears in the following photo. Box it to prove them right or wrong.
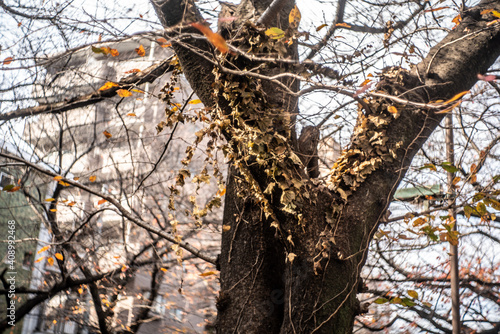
[1,0,500,333]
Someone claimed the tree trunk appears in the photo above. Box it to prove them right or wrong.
[152,0,500,332]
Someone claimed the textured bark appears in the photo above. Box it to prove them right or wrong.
[152,0,500,333]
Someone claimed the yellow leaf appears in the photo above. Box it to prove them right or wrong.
[3,57,13,65]
[99,81,119,91]
[188,99,202,104]
[47,257,54,266]
[335,22,351,28]
[38,245,50,254]
[35,256,45,263]
[103,130,112,138]
[45,198,55,202]
[222,225,231,232]
[135,45,146,56]
[316,24,327,31]
[408,290,418,299]
[289,5,301,28]
[58,181,70,186]
[55,253,64,261]
[387,106,398,114]
[126,113,136,117]
[160,267,168,272]
[131,89,144,93]
[200,271,216,277]
[78,288,83,294]
[50,208,57,212]
[265,27,285,39]
[53,175,63,181]
[117,89,132,97]
[97,199,107,205]
[73,177,80,181]
[53,320,57,324]
[89,175,97,182]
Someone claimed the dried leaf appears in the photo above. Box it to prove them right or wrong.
[53,175,63,181]
[117,89,133,97]
[188,99,202,104]
[200,271,216,277]
[125,68,141,74]
[45,198,56,202]
[89,175,97,182]
[47,257,55,266]
[335,22,351,28]
[316,23,327,31]
[135,45,146,56]
[387,105,398,114]
[99,81,119,91]
[191,22,230,53]
[289,5,301,28]
[126,113,136,117]
[97,198,107,205]
[55,253,64,261]
[103,130,112,138]
[3,57,13,65]
[38,245,50,254]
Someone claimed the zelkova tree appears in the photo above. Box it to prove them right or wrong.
[149,0,500,333]
[0,0,500,333]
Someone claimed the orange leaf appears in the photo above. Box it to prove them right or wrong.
[335,22,351,28]
[103,130,112,138]
[55,253,64,261]
[78,288,84,294]
[443,90,469,104]
[387,106,398,114]
[58,181,70,186]
[3,57,13,65]
[53,175,63,181]
[89,175,97,182]
[126,113,136,117]
[97,198,107,205]
[117,89,132,97]
[45,198,55,202]
[68,201,76,207]
[217,187,226,197]
[35,257,45,263]
[131,88,144,93]
[191,22,229,54]
[200,271,216,277]
[99,81,119,91]
[38,245,50,254]
[316,24,327,31]
[110,48,119,57]
[160,267,168,272]
[124,68,141,74]
[360,79,371,87]
[50,208,57,212]
[73,177,80,181]
[157,37,168,44]
[135,45,146,57]
[435,100,461,114]
[47,257,55,266]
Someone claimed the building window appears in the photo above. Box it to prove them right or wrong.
[23,251,33,269]
[0,172,14,188]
